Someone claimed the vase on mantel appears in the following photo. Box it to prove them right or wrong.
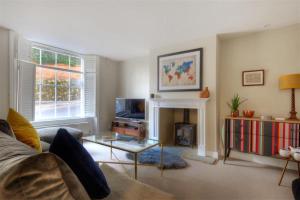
[200,87,210,98]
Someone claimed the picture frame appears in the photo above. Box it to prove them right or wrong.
[157,48,203,92]
[242,70,265,86]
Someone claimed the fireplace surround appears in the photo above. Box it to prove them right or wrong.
[149,98,209,157]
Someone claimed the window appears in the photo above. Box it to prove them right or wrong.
[9,34,96,123]
[32,47,84,121]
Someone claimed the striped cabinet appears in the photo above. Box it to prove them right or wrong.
[224,117,300,161]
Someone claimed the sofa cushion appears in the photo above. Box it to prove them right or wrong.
[7,108,42,152]
[100,164,175,200]
[0,131,37,173]
[41,140,51,152]
[49,128,110,199]
[0,131,90,200]
[0,119,15,138]
[38,126,83,144]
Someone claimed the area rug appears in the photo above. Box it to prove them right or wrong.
[126,147,187,169]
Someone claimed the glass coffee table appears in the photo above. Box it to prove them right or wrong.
[82,132,164,180]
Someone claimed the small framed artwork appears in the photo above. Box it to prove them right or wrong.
[157,48,203,92]
[242,70,265,86]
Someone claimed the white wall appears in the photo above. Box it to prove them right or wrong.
[98,57,119,131]
[219,24,300,167]
[117,56,149,98]
[0,27,119,132]
[0,27,9,119]
[116,39,219,153]
[219,24,300,122]
[149,36,218,152]
[115,24,300,157]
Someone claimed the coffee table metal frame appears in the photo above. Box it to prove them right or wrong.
[82,134,164,180]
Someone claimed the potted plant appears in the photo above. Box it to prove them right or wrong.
[227,94,247,117]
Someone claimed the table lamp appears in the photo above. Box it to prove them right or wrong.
[279,74,300,120]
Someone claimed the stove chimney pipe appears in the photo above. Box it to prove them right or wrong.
[183,109,190,124]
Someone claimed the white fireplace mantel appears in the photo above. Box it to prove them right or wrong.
[149,98,209,157]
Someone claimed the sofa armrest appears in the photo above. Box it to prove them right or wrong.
[37,127,83,144]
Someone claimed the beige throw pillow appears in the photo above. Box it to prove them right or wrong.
[0,132,90,200]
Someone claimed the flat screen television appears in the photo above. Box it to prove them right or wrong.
[115,98,145,120]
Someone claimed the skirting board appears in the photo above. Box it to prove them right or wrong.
[206,151,219,159]
[229,151,298,171]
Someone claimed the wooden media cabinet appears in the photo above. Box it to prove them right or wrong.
[111,119,146,139]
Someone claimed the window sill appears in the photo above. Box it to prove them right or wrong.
[32,116,96,129]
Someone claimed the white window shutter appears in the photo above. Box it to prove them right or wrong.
[17,36,32,61]
[9,31,19,110]
[9,32,34,121]
[83,55,97,117]
[18,61,35,121]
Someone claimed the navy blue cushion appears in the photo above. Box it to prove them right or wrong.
[49,128,110,199]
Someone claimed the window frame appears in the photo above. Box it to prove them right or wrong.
[32,44,85,122]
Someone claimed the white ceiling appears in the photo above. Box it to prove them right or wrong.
[0,0,299,60]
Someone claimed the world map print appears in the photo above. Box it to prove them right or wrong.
[160,55,196,87]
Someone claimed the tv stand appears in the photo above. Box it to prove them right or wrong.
[111,119,146,139]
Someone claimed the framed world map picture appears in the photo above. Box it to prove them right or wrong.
[157,48,203,92]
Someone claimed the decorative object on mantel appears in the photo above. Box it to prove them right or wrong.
[242,69,264,86]
[200,87,210,98]
[150,93,155,99]
[279,74,300,120]
[157,48,203,92]
[242,110,255,118]
[227,94,247,117]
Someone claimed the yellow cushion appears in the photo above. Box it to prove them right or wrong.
[7,108,42,152]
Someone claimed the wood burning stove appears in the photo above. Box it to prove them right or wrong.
[174,109,196,147]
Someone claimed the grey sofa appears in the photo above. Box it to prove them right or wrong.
[0,125,175,200]
[37,126,83,151]
[0,130,90,199]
